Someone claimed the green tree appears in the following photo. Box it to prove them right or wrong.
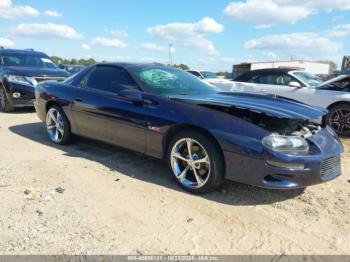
[50,56,62,65]
[50,56,97,66]
[62,59,70,65]
[173,64,190,70]
[70,58,78,65]
[216,72,226,77]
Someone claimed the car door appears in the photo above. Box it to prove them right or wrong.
[237,74,267,93]
[71,65,146,153]
[249,73,312,104]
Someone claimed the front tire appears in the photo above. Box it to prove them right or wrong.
[167,130,224,194]
[326,103,350,137]
[46,105,74,145]
[0,86,14,112]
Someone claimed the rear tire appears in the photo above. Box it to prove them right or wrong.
[167,130,224,194]
[325,103,350,137]
[46,105,74,145]
[0,86,14,112]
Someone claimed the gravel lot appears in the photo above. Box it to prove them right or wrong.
[0,109,349,255]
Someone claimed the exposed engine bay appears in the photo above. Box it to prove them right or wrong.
[201,105,322,138]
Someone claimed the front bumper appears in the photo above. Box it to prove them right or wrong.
[5,82,35,107]
[224,128,343,189]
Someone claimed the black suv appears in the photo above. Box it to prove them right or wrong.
[0,48,70,112]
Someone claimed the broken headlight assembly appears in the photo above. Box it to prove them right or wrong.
[262,134,309,153]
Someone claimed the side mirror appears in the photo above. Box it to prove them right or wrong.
[288,81,302,88]
[118,89,143,105]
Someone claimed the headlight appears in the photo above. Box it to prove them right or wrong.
[262,135,309,152]
[5,75,35,86]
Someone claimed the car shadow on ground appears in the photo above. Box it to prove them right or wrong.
[2,107,36,114]
[9,122,305,206]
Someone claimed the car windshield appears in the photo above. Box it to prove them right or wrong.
[201,71,218,79]
[131,66,218,96]
[293,71,323,87]
[2,53,58,69]
[321,77,350,90]
[65,66,84,74]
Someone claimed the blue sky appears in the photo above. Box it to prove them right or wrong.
[1,0,350,71]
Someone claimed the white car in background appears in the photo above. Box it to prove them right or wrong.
[231,68,350,136]
[187,70,234,90]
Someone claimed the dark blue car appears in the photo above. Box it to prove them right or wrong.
[0,48,70,112]
[34,63,343,194]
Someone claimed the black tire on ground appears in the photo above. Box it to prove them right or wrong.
[325,103,350,137]
[46,105,75,145]
[167,129,225,194]
[0,86,14,112]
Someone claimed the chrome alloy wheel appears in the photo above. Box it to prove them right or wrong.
[0,88,5,109]
[46,108,64,143]
[170,138,211,189]
[329,108,350,135]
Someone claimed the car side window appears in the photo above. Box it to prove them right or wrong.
[247,75,261,83]
[277,74,294,85]
[84,66,139,93]
[257,74,280,85]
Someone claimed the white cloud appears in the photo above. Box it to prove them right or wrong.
[0,37,15,47]
[223,0,350,27]
[138,43,166,51]
[0,0,39,19]
[328,24,350,37]
[333,15,344,22]
[281,0,350,11]
[9,23,83,39]
[108,30,128,37]
[139,57,166,63]
[245,32,341,56]
[194,17,224,33]
[263,51,279,60]
[148,17,223,55]
[194,56,237,71]
[224,0,312,27]
[81,44,91,50]
[44,10,62,17]
[92,37,127,48]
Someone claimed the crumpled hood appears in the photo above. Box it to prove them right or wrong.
[170,92,328,120]
[3,66,70,77]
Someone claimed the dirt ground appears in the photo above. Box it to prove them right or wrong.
[0,108,349,255]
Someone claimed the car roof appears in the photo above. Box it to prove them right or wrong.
[248,68,299,74]
[0,48,48,57]
[97,62,172,69]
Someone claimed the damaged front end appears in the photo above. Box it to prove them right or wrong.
[172,92,343,188]
[171,92,328,139]
[203,103,343,188]
[202,104,323,138]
